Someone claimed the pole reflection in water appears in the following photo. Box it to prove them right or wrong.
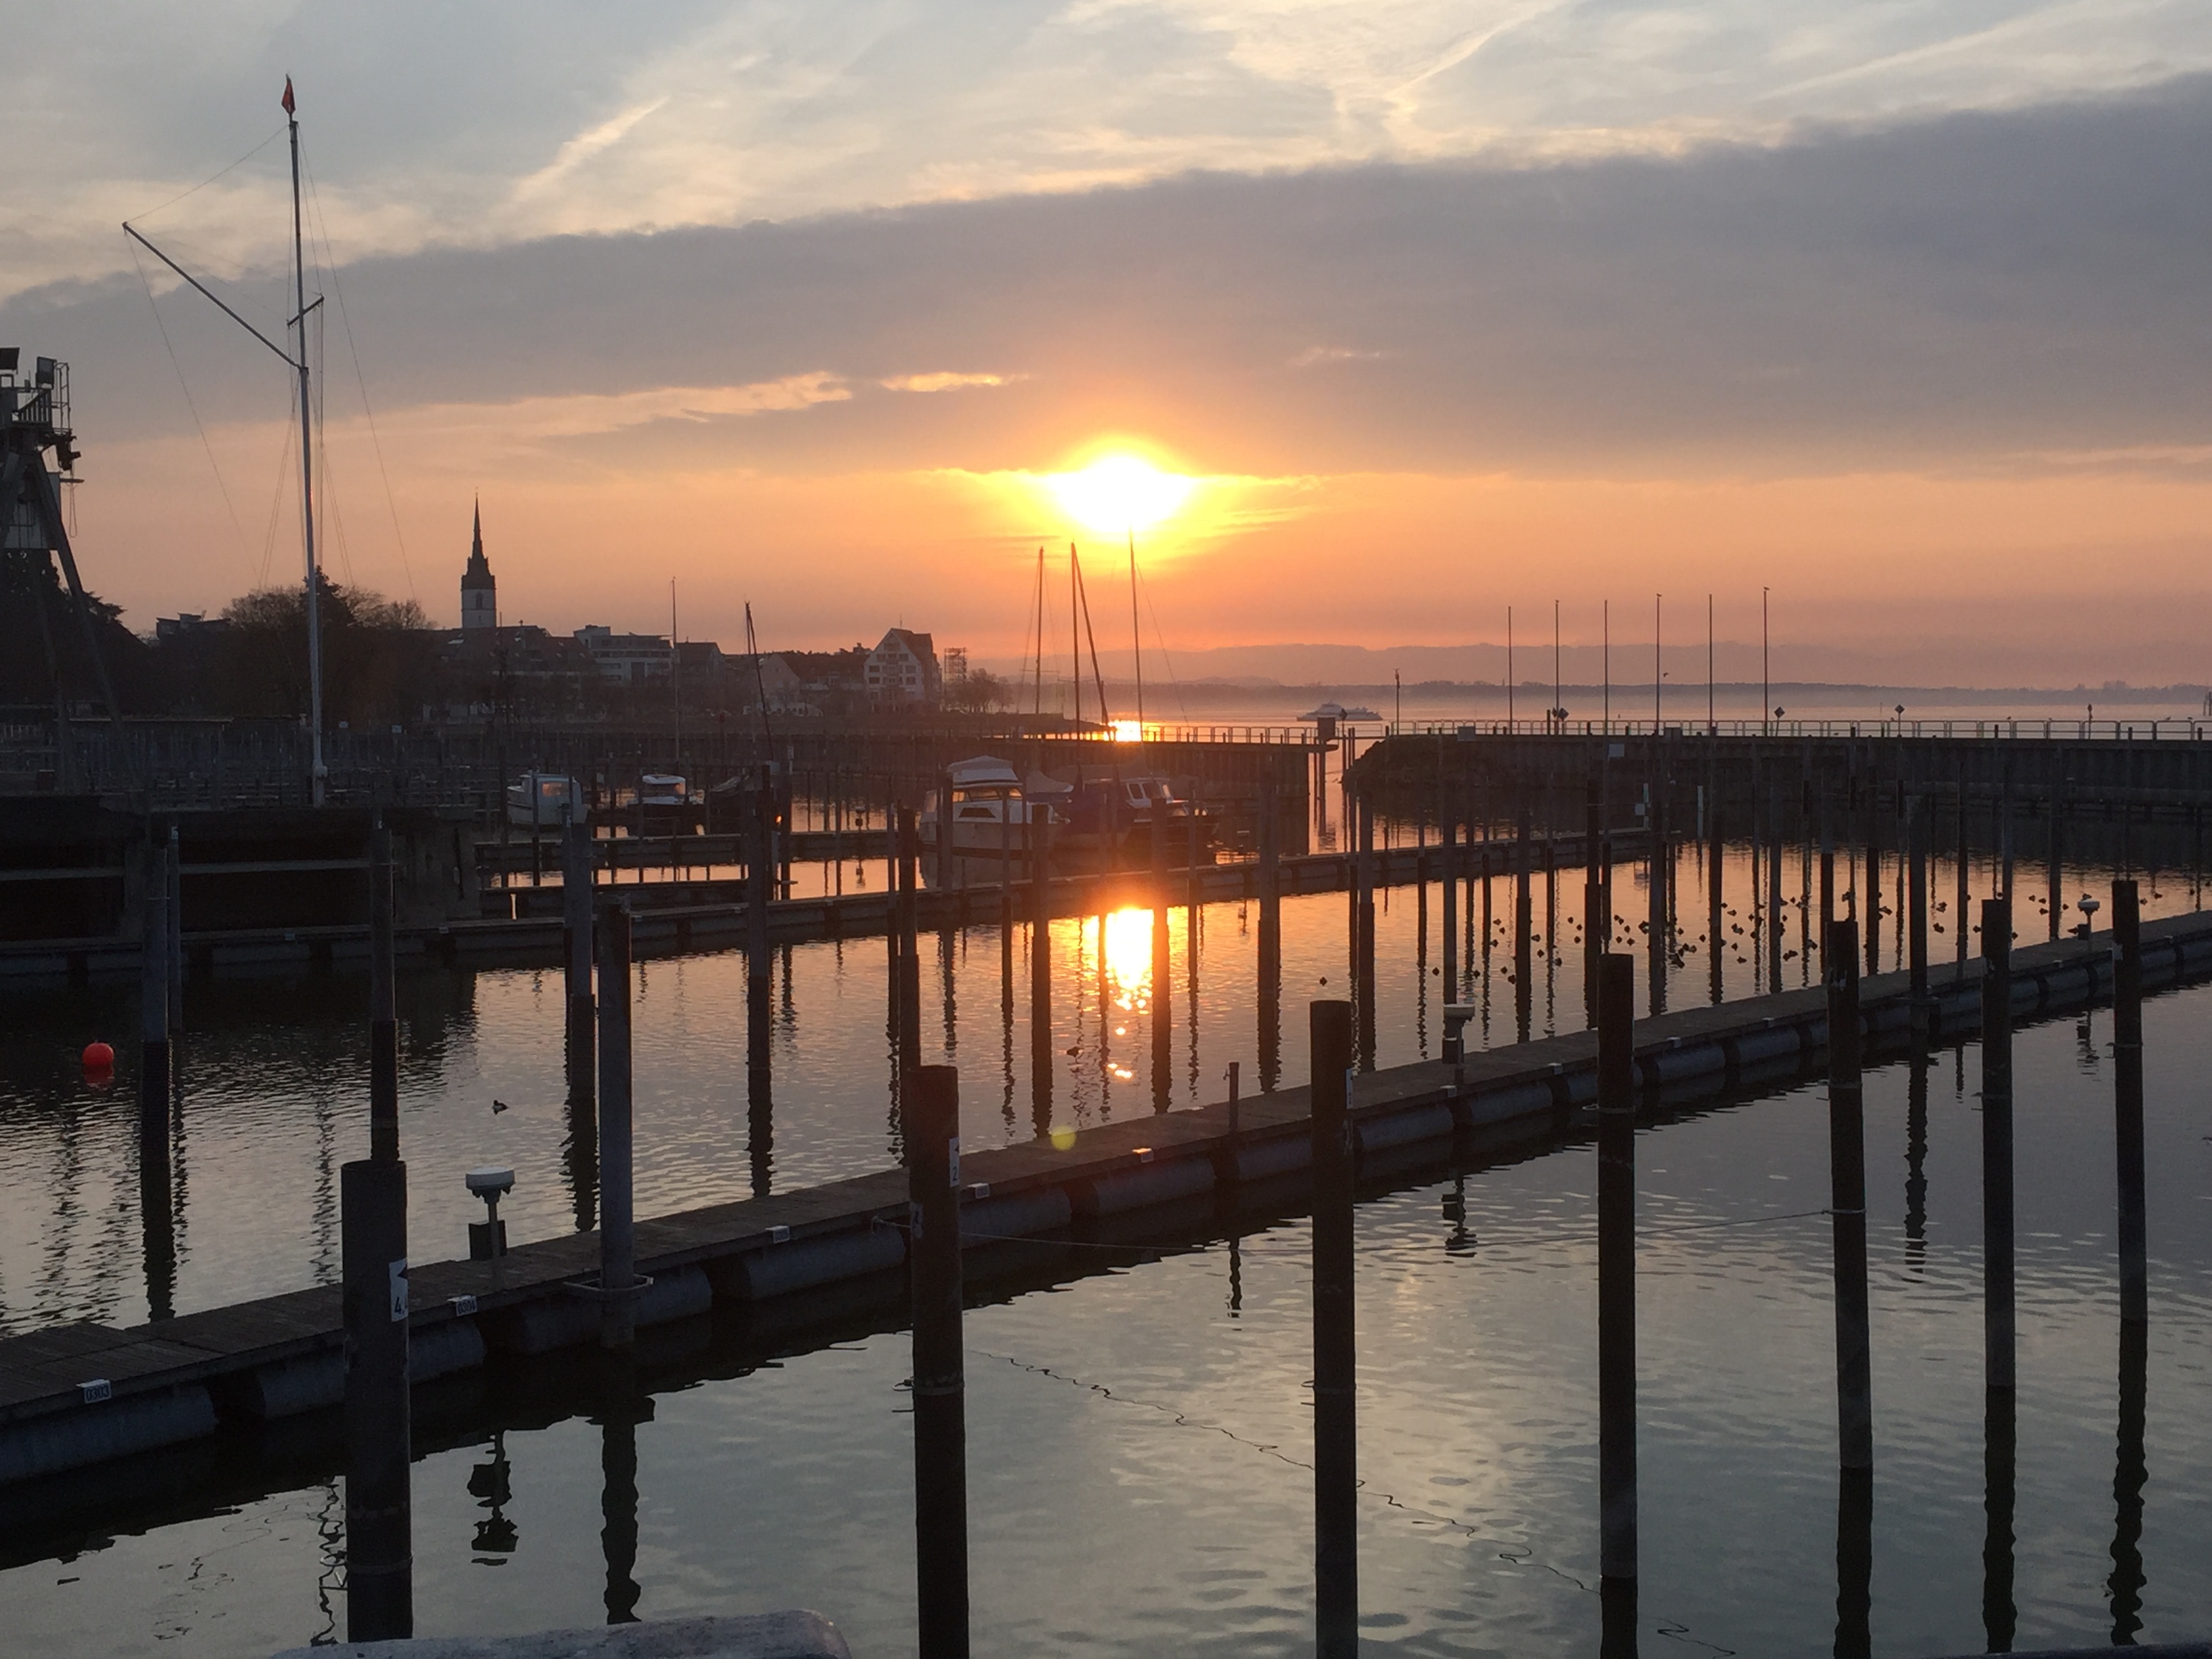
[2109,1317,2148,1645]
[599,1358,646,1625]
[1984,1382,2018,1652]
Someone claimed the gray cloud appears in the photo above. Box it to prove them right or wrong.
[14,74,2211,478]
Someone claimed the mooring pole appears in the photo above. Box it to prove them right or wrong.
[748,777,774,1122]
[1441,790,1460,1006]
[1907,796,1929,1033]
[1819,788,1835,956]
[1309,999,1358,1658]
[138,837,170,1159]
[2112,878,2147,1326]
[563,808,596,1099]
[1954,782,1970,977]
[369,819,399,1164]
[1259,776,1283,1094]
[905,1063,970,1659]
[1597,951,1637,1654]
[1767,787,1784,993]
[597,903,636,1350]
[1029,808,1053,1135]
[899,807,922,1082]
[1825,918,1874,1472]
[346,859,412,1650]
[1644,773,1666,1017]
[1355,793,1377,1069]
[340,1154,411,1641]
[1153,860,1172,1112]
[165,822,184,1034]
[1706,786,1725,1006]
[1515,800,1534,1042]
[1982,896,2014,1393]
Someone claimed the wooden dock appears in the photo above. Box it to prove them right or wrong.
[4,905,2207,1499]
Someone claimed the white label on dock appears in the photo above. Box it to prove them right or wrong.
[388,1258,409,1322]
[768,1225,792,1244]
[948,1137,960,1188]
[449,1294,478,1316]
[77,1378,111,1404]
[966,1182,991,1201]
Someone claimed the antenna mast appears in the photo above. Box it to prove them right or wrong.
[285,79,326,805]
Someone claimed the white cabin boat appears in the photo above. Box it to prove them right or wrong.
[506,771,582,827]
[919,756,1057,869]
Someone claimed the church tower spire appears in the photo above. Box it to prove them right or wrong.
[460,495,497,630]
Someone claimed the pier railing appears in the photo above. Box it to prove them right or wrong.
[1382,716,2212,742]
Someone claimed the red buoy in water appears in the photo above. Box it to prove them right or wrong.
[82,1041,115,1073]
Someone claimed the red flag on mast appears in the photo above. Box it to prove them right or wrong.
[281,77,295,115]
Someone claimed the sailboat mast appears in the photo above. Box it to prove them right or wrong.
[1031,547,1046,718]
[1128,531,1143,731]
[285,83,325,806]
[1069,544,1082,728]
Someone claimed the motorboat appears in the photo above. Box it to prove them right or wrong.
[506,771,583,828]
[636,773,702,835]
[1034,769,1216,872]
[919,756,1057,876]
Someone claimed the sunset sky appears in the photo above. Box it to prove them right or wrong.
[7,3,2211,686]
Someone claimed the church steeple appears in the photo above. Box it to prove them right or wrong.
[460,495,496,630]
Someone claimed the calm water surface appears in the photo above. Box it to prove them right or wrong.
[0,988,2207,1656]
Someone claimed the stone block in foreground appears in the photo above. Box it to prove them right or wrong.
[272,1610,851,1659]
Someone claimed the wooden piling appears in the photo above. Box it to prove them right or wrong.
[1258,779,1281,1094]
[1152,865,1172,1113]
[1706,787,1724,1006]
[1442,792,1460,1006]
[1825,917,1873,1472]
[138,839,170,1158]
[898,807,922,1082]
[1515,802,1534,1042]
[369,820,398,1165]
[1029,813,1053,1134]
[1597,952,1637,1598]
[905,1063,970,1659]
[1309,999,1358,1658]
[596,903,636,1350]
[2113,878,2147,1326]
[562,812,596,1101]
[1356,794,1377,1067]
[340,1154,411,1642]
[1981,895,2015,1393]
[1906,796,1929,1020]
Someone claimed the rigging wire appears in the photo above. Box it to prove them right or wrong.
[257,394,300,592]
[128,125,287,224]
[125,237,266,589]
[300,145,417,605]
[1137,556,1189,721]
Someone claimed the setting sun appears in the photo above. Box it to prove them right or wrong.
[1046,453,1195,535]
